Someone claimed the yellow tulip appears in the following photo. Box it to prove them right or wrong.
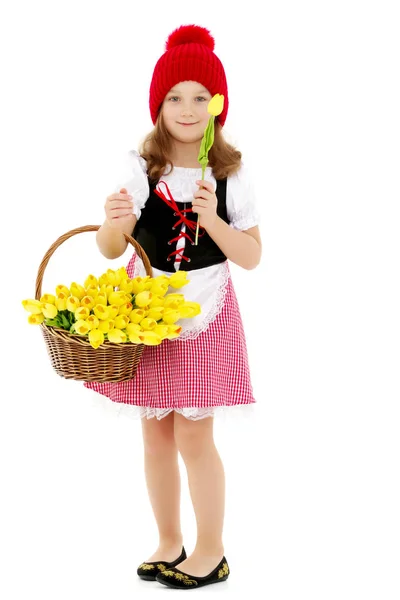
[165,324,182,339]
[69,283,85,299]
[108,291,130,306]
[84,274,98,288]
[96,293,108,306]
[99,283,113,297]
[146,306,164,321]
[55,284,69,296]
[131,276,150,294]
[119,278,134,293]
[168,271,189,289]
[164,294,185,308]
[55,293,68,311]
[108,328,127,344]
[178,301,201,319]
[40,293,56,305]
[28,313,45,325]
[116,266,128,281]
[150,276,169,296]
[149,295,165,308]
[153,323,170,339]
[129,309,146,323]
[98,273,109,287]
[88,329,104,349]
[93,304,109,320]
[126,322,142,335]
[80,296,95,310]
[118,302,133,316]
[86,315,100,330]
[74,320,90,335]
[114,314,129,329]
[41,303,58,319]
[162,309,181,324]
[85,285,99,300]
[22,299,43,314]
[75,306,90,320]
[107,305,119,319]
[126,323,143,343]
[135,291,152,307]
[66,295,80,312]
[138,331,162,346]
[98,319,114,333]
[140,317,157,331]
[207,93,224,117]
[127,330,142,344]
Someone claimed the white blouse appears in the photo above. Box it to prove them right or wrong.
[113,150,261,340]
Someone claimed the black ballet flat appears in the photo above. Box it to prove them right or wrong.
[137,546,187,581]
[155,556,230,589]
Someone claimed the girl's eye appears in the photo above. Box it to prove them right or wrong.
[196,97,207,102]
[169,96,179,102]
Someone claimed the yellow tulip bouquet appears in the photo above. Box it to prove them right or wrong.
[22,266,201,349]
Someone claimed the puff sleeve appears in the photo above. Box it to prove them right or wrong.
[226,162,261,231]
[113,150,149,220]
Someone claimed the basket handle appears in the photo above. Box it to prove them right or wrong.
[35,225,153,300]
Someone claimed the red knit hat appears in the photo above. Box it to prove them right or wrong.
[149,24,229,126]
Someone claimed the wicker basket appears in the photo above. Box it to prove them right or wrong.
[35,225,153,382]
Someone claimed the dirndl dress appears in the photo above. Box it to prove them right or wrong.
[84,150,261,421]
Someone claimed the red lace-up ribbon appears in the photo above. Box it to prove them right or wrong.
[154,180,205,263]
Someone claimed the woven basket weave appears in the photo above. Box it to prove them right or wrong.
[35,225,153,382]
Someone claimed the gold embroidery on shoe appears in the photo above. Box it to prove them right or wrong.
[139,563,155,570]
[218,562,229,578]
[162,570,196,585]
[157,563,166,571]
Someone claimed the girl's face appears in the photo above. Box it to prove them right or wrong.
[161,80,212,143]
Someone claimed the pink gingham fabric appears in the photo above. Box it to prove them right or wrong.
[84,255,256,415]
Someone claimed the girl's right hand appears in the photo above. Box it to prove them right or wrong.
[104,188,134,229]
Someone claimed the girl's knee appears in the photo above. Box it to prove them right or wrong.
[173,413,214,459]
[141,412,176,456]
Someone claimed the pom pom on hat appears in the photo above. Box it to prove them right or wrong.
[149,24,228,126]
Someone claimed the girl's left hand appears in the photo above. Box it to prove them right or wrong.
[192,180,218,231]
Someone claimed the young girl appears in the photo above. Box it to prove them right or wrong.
[85,24,262,589]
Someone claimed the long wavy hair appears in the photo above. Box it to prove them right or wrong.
[139,112,242,183]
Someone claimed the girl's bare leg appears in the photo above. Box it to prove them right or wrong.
[141,411,184,562]
[173,412,225,576]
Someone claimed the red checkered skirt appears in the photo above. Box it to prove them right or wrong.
[84,255,256,418]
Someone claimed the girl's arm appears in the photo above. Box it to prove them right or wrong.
[96,215,137,259]
[207,219,262,270]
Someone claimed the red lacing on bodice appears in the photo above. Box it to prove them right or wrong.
[154,181,205,263]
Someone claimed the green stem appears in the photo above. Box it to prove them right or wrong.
[195,164,207,246]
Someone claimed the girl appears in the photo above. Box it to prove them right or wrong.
[85,24,262,589]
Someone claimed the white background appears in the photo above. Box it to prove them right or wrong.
[1,0,399,598]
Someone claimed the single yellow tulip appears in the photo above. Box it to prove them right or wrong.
[88,329,104,349]
[168,272,189,289]
[55,293,68,311]
[40,293,56,305]
[119,278,134,293]
[126,322,142,336]
[138,331,162,346]
[118,302,133,316]
[80,295,95,310]
[153,323,169,339]
[207,93,224,117]
[126,326,143,343]
[106,305,118,319]
[55,284,69,296]
[99,283,113,297]
[116,266,128,281]
[114,314,129,329]
[135,291,152,307]
[140,317,157,331]
[96,293,108,306]
[69,283,85,299]
[108,328,127,344]
[75,306,90,320]
[129,309,146,324]
[86,315,100,330]
[98,319,114,333]
[178,301,201,319]
[66,295,80,312]
[149,295,165,308]
[93,304,109,320]
[85,285,99,300]
[41,303,58,319]
[131,276,150,294]
[74,320,91,335]
[28,313,45,325]
[162,309,181,324]
[108,291,130,306]
[22,299,43,314]
[146,306,164,321]
[84,274,98,288]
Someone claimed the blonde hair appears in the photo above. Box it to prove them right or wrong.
[139,113,242,183]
